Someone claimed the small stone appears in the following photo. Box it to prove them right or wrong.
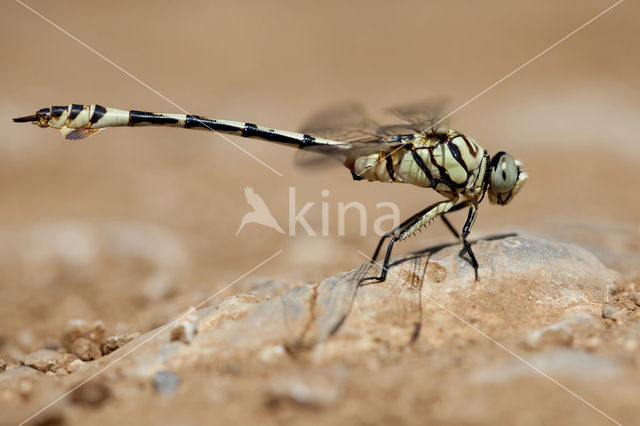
[71,338,101,361]
[153,370,179,394]
[22,349,71,373]
[524,325,574,350]
[170,319,197,344]
[632,292,640,307]
[70,382,111,407]
[0,358,5,373]
[266,371,344,408]
[101,334,137,355]
[62,319,106,352]
[66,359,85,374]
[602,304,622,320]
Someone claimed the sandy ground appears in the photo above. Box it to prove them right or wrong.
[1,0,639,424]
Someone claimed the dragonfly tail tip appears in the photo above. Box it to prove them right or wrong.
[13,115,38,123]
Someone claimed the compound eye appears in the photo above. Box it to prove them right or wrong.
[491,153,518,193]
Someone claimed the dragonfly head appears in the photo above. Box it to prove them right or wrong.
[488,151,527,205]
[13,107,52,128]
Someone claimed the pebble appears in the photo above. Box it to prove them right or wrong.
[523,325,574,350]
[153,370,180,394]
[602,304,623,320]
[70,382,111,407]
[170,314,198,344]
[0,358,5,373]
[266,374,343,408]
[632,292,640,307]
[101,334,137,355]
[62,319,106,352]
[71,338,101,361]
[22,349,71,373]
[170,322,197,344]
[66,359,85,374]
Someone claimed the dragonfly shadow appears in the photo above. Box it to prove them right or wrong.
[390,232,519,271]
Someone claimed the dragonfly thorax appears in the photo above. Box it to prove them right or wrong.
[351,130,489,201]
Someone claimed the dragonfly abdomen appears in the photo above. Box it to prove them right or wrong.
[15,104,335,148]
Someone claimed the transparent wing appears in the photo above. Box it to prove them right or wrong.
[296,102,391,168]
[294,138,396,168]
[386,99,450,134]
[294,101,444,168]
[293,149,340,168]
[298,102,387,143]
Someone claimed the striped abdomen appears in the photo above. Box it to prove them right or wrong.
[16,104,335,148]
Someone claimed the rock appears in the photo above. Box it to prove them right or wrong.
[153,370,179,394]
[3,230,639,425]
[113,234,618,377]
[70,382,111,407]
[170,316,198,344]
[21,349,74,373]
[62,319,106,352]
[70,338,101,362]
[62,319,106,361]
[101,333,137,355]
[247,279,291,302]
[524,323,574,350]
[65,359,85,374]
[602,304,623,321]
[471,349,620,384]
[0,358,5,373]
[523,314,601,350]
[540,220,640,283]
[632,291,640,307]
[265,368,345,408]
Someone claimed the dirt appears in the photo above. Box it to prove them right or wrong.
[1,1,639,425]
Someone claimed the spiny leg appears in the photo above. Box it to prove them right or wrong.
[461,204,479,280]
[372,200,469,262]
[370,205,438,262]
[369,198,457,282]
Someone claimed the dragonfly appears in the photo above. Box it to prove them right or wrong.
[13,102,527,281]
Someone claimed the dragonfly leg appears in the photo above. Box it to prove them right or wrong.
[370,205,436,262]
[439,200,471,240]
[369,198,457,282]
[461,204,479,281]
[440,215,460,239]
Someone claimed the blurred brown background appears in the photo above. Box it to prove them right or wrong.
[0,0,638,422]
